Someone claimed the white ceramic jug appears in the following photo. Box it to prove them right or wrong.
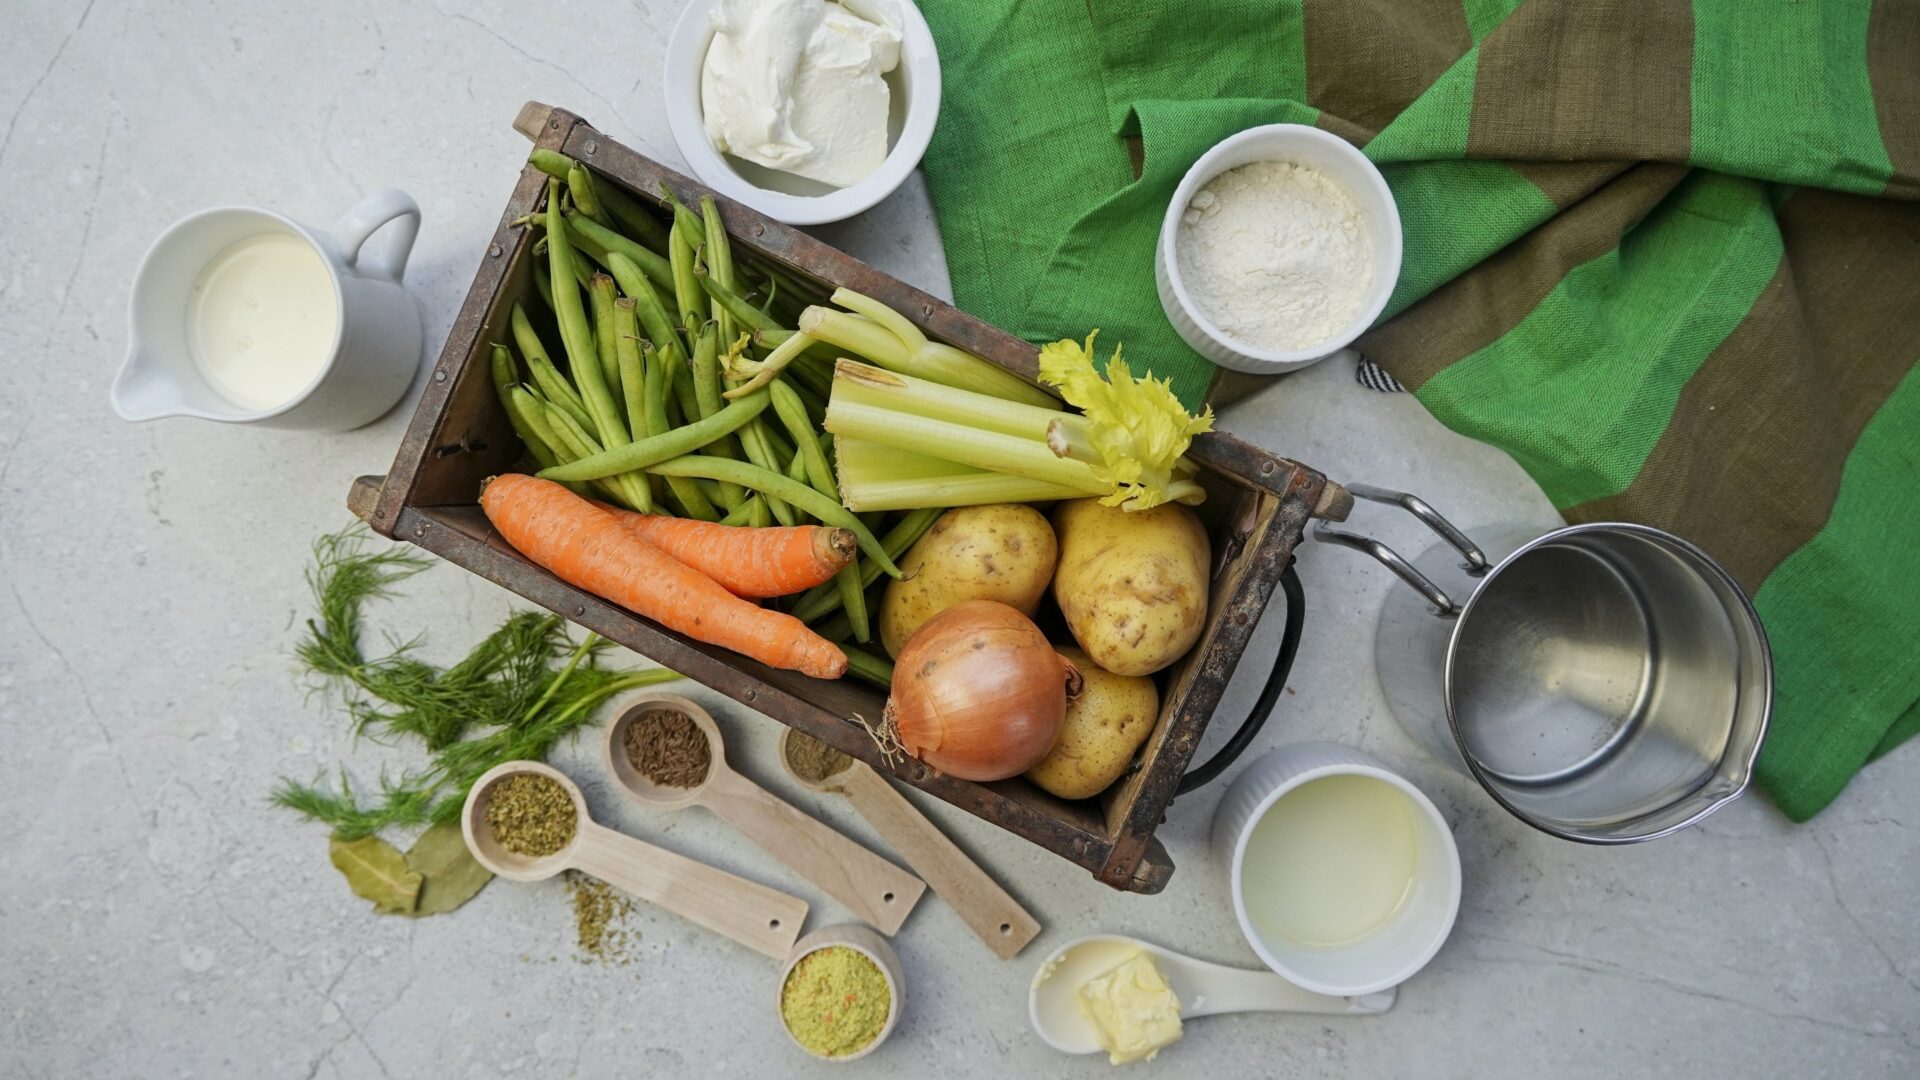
[113,188,422,431]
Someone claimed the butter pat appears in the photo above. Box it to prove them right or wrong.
[1077,951,1183,1065]
[701,0,902,189]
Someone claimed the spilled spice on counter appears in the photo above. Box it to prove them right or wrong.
[484,774,577,857]
[624,709,713,788]
[785,731,852,784]
[781,946,892,1058]
[566,872,640,965]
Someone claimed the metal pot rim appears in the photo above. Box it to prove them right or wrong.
[1439,521,1774,845]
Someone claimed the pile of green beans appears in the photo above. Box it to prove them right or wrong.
[490,152,905,686]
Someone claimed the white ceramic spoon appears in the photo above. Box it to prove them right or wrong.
[1029,934,1395,1056]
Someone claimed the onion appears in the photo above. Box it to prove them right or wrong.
[883,600,1083,782]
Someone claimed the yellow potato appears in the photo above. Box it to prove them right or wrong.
[1052,499,1209,677]
[880,504,1058,657]
[1026,647,1159,800]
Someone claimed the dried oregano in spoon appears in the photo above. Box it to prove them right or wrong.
[274,524,679,916]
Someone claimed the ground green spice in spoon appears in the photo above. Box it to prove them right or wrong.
[485,774,577,856]
[781,946,891,1058]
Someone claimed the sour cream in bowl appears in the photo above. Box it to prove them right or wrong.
[665,0,942,225]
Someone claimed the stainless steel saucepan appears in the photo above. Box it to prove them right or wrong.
[1315,485,1772,843]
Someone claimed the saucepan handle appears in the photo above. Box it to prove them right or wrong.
[1311,484,1486,618]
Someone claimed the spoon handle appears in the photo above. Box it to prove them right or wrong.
[704,767,927,935]
[841,763,1040,958]
[569,822,807,959]
[1181,962,1397,1018]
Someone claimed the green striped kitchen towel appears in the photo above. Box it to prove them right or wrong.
[916,0,1920,821]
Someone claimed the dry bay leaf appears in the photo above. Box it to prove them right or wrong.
[404,821,493,917]
[329,835,423,914]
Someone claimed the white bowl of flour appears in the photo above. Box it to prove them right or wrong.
[1156,124,1401,374]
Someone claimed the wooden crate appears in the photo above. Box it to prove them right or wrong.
[348,103,1346,893]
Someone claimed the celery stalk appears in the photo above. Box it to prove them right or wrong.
[824,398,1106,494]
[800,295,1061,410]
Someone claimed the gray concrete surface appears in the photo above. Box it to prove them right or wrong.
[3,2,1916,1077]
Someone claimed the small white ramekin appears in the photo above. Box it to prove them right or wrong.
[1210,742,1460,997]
[1156,124,1402,374]
[664,0,941,226]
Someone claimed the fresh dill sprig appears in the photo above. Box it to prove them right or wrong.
[275,523,679,839]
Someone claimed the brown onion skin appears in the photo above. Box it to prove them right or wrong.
[885,600,1083,782]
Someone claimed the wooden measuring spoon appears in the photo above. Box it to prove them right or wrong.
[780,728,1041,959]
[460,761,807,959]
[604,694,926,935]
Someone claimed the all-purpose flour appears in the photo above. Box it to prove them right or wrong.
[1175,161,1372,351]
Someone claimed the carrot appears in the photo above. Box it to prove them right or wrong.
[480,474,847,679]
[593,503,857,598]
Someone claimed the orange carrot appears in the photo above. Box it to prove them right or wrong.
[481,474,847,679]
[592,503,857,598]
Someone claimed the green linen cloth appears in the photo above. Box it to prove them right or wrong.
[917,0,1920,820]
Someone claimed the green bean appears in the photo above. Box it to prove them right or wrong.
[529,150,670,250]
[606,252,688,364]
[769,380,836,494]
[669,215,707,331]
[490,346,560,470]
[643,456,900,576]
[531,257,555,312]
[688,323,747,508]
[588,274,623,407]
[661,186,705,246]
[670,355,702,430]
[700,196,736,345]
[793,506,940,624]
[613,299,649,450]
[840,644,893,690]
[510,303,591,431]
[567,163,610,229]
[785,443,810,485]
[697,265,781,335]
[546,190,632,455]
[747,496,772,528]
[509,386,604,501]
[570,212,675,293]
[637,340,718,521]
[537,397,649,511]
[735,418,797,525]
[716,496,763,527]
[539,390,770,483]
[528,148,573,181]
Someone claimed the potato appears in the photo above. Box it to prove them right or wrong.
[880,504,1058,657]
[1052,499,1210,676]
[1026,647,1159,800]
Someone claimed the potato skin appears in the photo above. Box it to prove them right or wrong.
[880,504,1058,658]
[1051,499,1210,676]
[1026,647,1159,799]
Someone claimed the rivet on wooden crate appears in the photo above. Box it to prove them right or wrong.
[488,243,503,258]
[1259,461,1275,476]
[752,224,765,236]
[433,369,448,383]
[921,304,933,317]
[412,523,428,538]
[743,689,757,701]
[1234,612,1249,626]
[574,605,585,616]
[584,140,598,155]
[549,118,561,130]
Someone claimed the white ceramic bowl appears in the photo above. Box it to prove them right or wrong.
[664,0,941,226]
[778,924,905,1062]
[1210,742,1460,996]
[1156,124,1402,374]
